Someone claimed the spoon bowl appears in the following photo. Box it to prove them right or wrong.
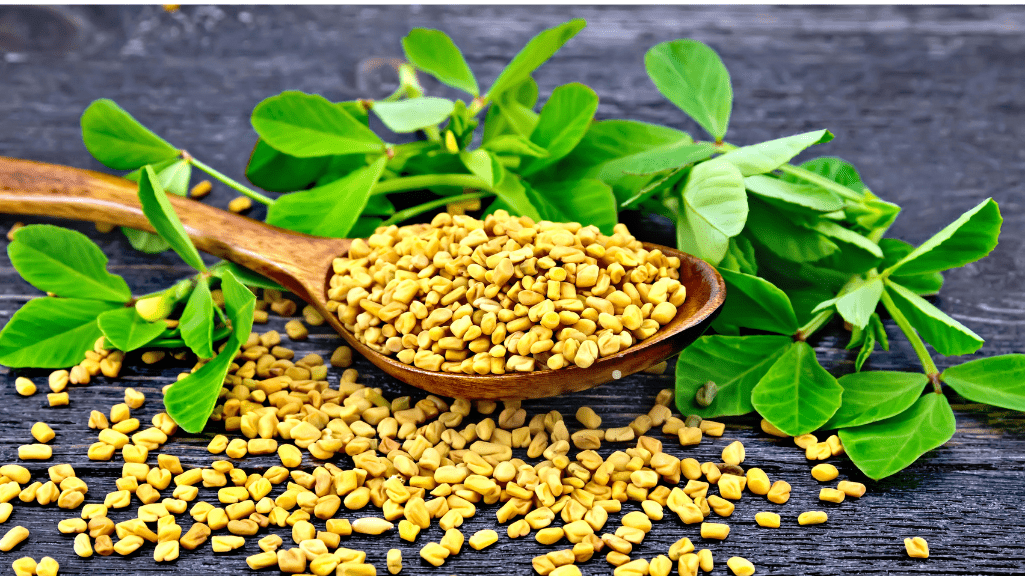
[0,156,725,399]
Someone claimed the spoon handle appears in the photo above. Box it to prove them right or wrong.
[0,156,349,300]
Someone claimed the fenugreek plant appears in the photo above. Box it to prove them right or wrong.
[1,19,1022,478]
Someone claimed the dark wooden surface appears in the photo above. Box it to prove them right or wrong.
[1,5,1024,575]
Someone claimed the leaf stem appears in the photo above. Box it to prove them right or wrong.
[776,163,864,202]
[188,157,275,206]
[880,288,941,388]
[382,191,492,226]
[371,174,492,196]
[795,309,834,342]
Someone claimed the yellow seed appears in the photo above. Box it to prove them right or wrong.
[551,565,582,576]
[668,536,694,561]
[18,444,51,460]
[904,536,929,558]
[351,517,394,535]
[154,539,180,562]
[212,535,246,552]
[36,556,58,576]
[766,480,791,504]
[386,548,402,574]
[759,418,788,437]
[754,512,780,528]
[278,444,303,468]
[721,441,745,466]
[113,534,145,555]
[47,392,69,406]
[536,527,565,546]
[468,529,498,550]
[1,465,31,484]
[74,533,93,557]
[124,387,146,409]
[420,541,450,567]
[811,463,839,482]
[440,528,464,555]
[717,474,745,500]
[678,427,702,446]
[837,480,866,498]
[0,525,29,551]
[745,467,770,495]
[11,557,36,576]
[575,406,602,429]
[697,548,713,572]
[798,511,828,526]
[819,488,845,503]
[228,196,252,213]
[700,522,730,540]
[14,377,35,396]
[276,547,306,573]
[180,523,211,550]
[190,180,212,198]
[649,554,672,576]
[246,550,278,570]
[727,556,756,576]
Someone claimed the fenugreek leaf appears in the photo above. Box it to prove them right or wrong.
[645,39,732,140]
[530,179,618,235]
[840,393,956,480]
[210,261,283,291]
[245,139,331,193]
[80,99,179,170]
[520,83,599,176]
[0,298,120,368]
[746,197,838,263]
[266,156,387,237]
[942,354,1025,411]
[674,335,792,418]
[220,269,256,340]
[180,277,215,359]
[719,236,758,276]
[675,159,748,264]
[123,158,192,254]
[719,130,833,177]
[834,277,884,330]
[401,28,479,96]
[823,371,928,429]
[786,156,865,193]
[482,78,539,142]
[137,165,206,272]
[8,224,131,302]
[97,307,166,353]
[810,220,883,258]
[751,341,844,436]
[490,165,542,222]
[885,198,1001,276]
[885,280,984,356]
[847,312,888,371]
[486,19,586,100]
[372,98,456,133]
[459,149,499,187]
[713,269,798,335]
[252,91,383,157]
[879,239,944,296]
[744,175,844,213]
[483,134,548,158]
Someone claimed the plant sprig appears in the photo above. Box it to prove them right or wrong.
[2,19,1021,473]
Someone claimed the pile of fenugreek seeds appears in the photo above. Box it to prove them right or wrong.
[0,217,930,575]
[328,211,687,373]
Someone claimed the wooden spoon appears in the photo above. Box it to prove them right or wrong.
[0,156,726,400]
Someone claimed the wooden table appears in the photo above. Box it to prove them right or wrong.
[1,5,1024,575]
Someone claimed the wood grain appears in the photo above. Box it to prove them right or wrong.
[0,5,1023,576]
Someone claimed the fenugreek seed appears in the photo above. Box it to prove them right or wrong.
[794,433,818,449]
[468,529,498,550]
[285,320,308,341]
[351,517,393,535]
[798,511,828,526]
[819,488,845,503]
[767,481,791,504]
[88,411,109,430]
[668,536,694,561]
[189,180,212,198]
[1,465,30,485]
[536,527,565,546]
[74,533,93,557]
[760,418,788,437]
[837,480,866,498]
[678,427,702,446]
[811,463,839,482]
[742,505,777,528]
[0,526,29,551]
[154,539,179,562]
[700,522,730,540]
[420,541,450,567]
[180,523,211,550]
[697,549,714,572]
[727,556,756,576]
[93,535,113,556]
[575,407,602,430]
[15,377,35,396]
[551,566,582,576]
[48,392,69,407]
[694,381,717,407]
[11,557,36,576]
[18,444,52,460]
[113,534,144,555]
[746,468,770,496]
[571,429,602,450]
[246,550,278,570]
[904,536,929,558]
[228,196,252,213]
[699,419,725,437]
[722,441,745,466]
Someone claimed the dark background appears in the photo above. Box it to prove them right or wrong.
[1,5,1024,575]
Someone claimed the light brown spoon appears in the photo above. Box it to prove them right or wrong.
[0,156,725,399]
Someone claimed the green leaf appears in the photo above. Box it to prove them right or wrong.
[714,269,798,334]
[97,307,166,353]
[751,341,844,436]
[252,91,384,158]
[847,312,888,371]
[220,269,256,339]
[401,28,479,96]
[137,165,207,271]
[674,159,748,264]
[847,191,900,241]
[0,298,120,368]
[180,278,215,359]
[943,354,1025,411]
[606,142,715,177]
[853,323,876,372]
[719,236,757,276]
[885,280,984,356]
[744,175,844,213]
[486,19,586,100]
[459,150,499,187]
[163,331,240,433]
[372,97,456,133]
[80,99,179,170]
[123,159,192,254]
[746,197,838,263]
[880,239,943,296]
[823,371,928,429]
[840,393,955,480]
[885,198,1001,276]
[8,224,131,302]
[520,83,598,176]
[787,156,865,193]
[210,261,284,291]
[482,79,540,141]
[483,134,548,158]
[266,157,387,237]
[834,277,884,330]
[490,166,542,222]
[720,130,833,176]
[810,220,883,258]
[245,139,331,192]
[675,335,792,417]
[530,179,618,235]
[645,39,732,140]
